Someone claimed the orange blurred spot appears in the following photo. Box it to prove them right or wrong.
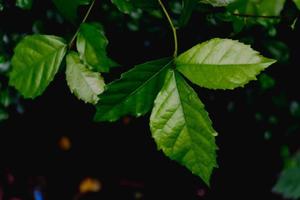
[58,136,71,151]
[79,177,102,194]
[123,116,131,125]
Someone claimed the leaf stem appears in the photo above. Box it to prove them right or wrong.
[68,0,96,49]
[232,13,281,19]
[158,0,178,58]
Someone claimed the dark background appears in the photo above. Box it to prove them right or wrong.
[1,0,300,199]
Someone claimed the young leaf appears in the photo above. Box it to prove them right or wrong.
[175,38,276,90]
[94,58,172,122]
[52,0,91,23]
[200,0,235,7]
[66,52,105,104]
[16,0,33,10]
[9,35,67,99]
[77,23,114,73]
[111,0,158,14]
[294,0,300,10]
[150,70,217,185]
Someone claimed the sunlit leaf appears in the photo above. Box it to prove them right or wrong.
[150,70,217,185]
[66,52,105,104]
[9,35,67,98]
[176,38,275,89]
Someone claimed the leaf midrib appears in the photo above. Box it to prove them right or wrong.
[100,60,172,111]
[173,71,213,168]
[76,63,100,96]
[13,45,65,76]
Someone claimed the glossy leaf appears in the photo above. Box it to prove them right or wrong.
[175,38,275,89]
[66,52,105,104]
[52,0,91,22]
[150,70,217,185]
[294,0,300,10]
[94,58,172,122]
[111,0,158,13]
[77,23,114,73]
[16,0,33,10]
[200,0,235,7]
[9,35,67,98]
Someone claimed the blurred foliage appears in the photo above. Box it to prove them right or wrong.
[0,0,300,198]
[273,151,300,199]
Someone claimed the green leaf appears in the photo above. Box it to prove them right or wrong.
[111,0,158,13]
[77,23,114,73]
[273,168,300,199]
[52,0,91,23]
[150,70,217,185]
[66,52,105,104]
[293,0,300,10]
[0,108,9,121]
[9,35,67,98]
[16,0,33,10]
[175,38,275,90]
[227,0,286,31]
[199,0,235,7]
[273,152,300,199]
[94,58,172,122]
[179,0,198,27]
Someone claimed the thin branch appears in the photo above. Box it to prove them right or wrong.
[68,0,96,49]
[158,0,178,58]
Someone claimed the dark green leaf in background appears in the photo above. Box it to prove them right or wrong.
[52,0,91,23]
[111,0,158,14]
[227,0,286,31]
[293,0,300,10]
[16,0,33,10]
[273,152,300,199]
[179,0,198,27]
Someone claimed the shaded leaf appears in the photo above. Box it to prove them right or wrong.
[94,58,172,122]
[52,0,91,22]
[273,152,300,199]
[150,70,217,185]
[227,0,286,31]
[294,0,300,10]
[179,0,198,27]
[66,52,105,104]
[77,23,115,73]
[0,108,8,121]
[16,0,33,10]
[111,0,158,13]
[175,38,275,89]
[9,35,67,98]
[200,0,235,7]
[273,168,300,199]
